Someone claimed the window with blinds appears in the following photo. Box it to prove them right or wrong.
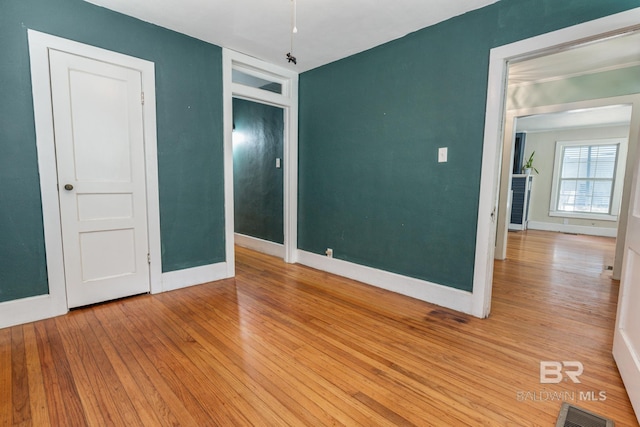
[557,144,618,214]
[549,138,627,221]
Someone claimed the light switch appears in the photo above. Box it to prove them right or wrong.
[438,147,448,163]
[276,158,281,168]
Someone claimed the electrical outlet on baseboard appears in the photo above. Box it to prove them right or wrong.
[325,248,333,258]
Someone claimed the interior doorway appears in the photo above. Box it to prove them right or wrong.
[496,102,635,273]
[222,49,299,274]
[480,22,640,421]
[492,28,640,277]
[472,10,640,319]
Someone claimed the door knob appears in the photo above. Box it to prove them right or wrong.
[64,184,74,191]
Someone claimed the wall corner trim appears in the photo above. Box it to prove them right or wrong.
[295,250,475,316]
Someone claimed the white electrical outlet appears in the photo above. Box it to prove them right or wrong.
[276,158,281,168]
[325,248,333,258]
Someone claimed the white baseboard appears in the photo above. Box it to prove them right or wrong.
[527,221,617,237]
[0,262,232,330]
[235,233,285,258]
[161,262,231,292]
[296,250,474,315]
[0,294,67,330]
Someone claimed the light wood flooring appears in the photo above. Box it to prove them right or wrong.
[1,230,637,426]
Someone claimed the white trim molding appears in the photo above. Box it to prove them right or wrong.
[161,263,230,292]
[296,250,474,314]
[527,221,618,237]
[0,295,66,330]
[235,234,285,259]
[0,30,163,329]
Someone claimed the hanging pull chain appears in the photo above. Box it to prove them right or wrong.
[292,0,298,34]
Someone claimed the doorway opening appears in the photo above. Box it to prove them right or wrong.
[478,19,640,420]
[493,30,640,280]
[232,98,286,258]
[222,50,299,274]
[496,101,634,270]
[472,10,640,318]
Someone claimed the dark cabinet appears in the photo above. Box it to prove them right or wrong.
[510,174,533,231]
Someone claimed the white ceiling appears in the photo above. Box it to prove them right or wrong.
[508,31,640,86]
[511,31,640,132]
[84,0,499,72]
[516,105,633,133]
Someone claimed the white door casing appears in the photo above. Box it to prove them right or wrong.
[49,49,150,308]
[222,49,299,274]
[612,97,640,424]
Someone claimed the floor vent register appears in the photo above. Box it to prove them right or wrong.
[556,402,614,427]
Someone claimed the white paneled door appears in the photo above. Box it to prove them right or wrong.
[49,49,150,308]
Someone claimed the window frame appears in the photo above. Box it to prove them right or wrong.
[549,138,627,222]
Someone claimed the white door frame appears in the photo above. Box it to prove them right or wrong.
[222,49,299,274]
[0,30,162,329]
[473,7,640,318]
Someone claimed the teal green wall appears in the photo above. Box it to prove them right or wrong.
[233,99,284,244]
[0,0,225,302]
[298,0,640,291]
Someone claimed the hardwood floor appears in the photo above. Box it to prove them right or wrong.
[1,230,637,426]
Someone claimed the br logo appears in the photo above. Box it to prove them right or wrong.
[540,361,584,384]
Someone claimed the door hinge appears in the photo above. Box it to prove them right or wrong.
[147,253,151,264]
[141,92,145,105]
